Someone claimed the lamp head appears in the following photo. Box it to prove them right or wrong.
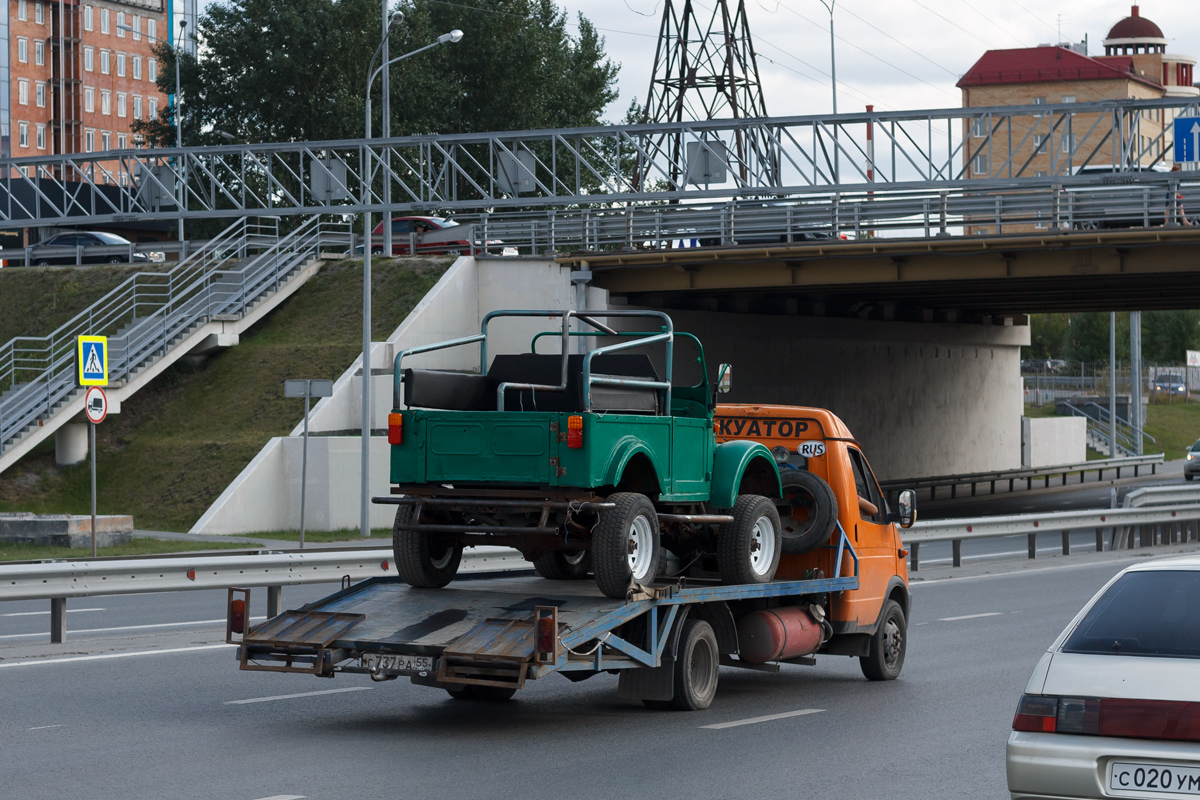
[438,29,464,44]
[388,11,404,31]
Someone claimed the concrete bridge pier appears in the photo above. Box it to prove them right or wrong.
[55,423,88,467]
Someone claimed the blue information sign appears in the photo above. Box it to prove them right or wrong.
[1175,117,1200,163]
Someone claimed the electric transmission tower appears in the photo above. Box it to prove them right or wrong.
[634,0,779,192]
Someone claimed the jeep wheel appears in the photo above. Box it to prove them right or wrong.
[718,495,782,585]
[593,493,661,598]
[533,549,591,580]
[393,504,463,588]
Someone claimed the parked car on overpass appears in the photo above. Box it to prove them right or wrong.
[28,231,151,266]
[367,216,516,256]
[1006,555,1200,799]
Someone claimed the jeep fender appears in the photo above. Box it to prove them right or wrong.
[710,440,781,509]
[603,436,664,494]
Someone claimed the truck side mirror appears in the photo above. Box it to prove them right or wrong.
[896,489,917,529]
[717,363,732,394]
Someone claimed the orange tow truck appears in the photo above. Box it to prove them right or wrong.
[716,404,915,678]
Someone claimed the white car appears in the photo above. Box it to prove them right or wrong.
[1007,555,1200,799]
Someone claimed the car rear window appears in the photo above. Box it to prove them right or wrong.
[1063,571,1200,658]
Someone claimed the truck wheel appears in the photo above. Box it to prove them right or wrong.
[444,685,516,701]
[668,619,719,710]
[593,493,661,598]
[392,505,463,589]
[718,495,782,585]
[533,550,591,580]
[860,599,906,681]
[780,470,838,554]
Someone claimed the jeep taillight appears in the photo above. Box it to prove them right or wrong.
[567,415,583,449]
[388,412,403,445]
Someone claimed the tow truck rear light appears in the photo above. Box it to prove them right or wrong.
[226,587,251,643]
[567,415,583,449]
[1013,694,1059,732]
[388,412,404,445]
[534,605,558,664]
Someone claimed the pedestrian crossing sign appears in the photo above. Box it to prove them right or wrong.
[77,335,108,386]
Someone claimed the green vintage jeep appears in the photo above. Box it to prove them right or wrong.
[378,310,782,599]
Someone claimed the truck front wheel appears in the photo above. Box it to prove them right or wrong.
[593,493,662,598]
[860,599,906,681]
[718,495,782,585]
[393,505,463,589]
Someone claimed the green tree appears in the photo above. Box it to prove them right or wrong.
[1142,310,1200,363]
[1024,313,1070,360]
[1067,312,1130,365]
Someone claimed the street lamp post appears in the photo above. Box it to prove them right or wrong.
[817,0,838,181]
[359,23,464,538]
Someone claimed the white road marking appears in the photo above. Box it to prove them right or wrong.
[226,687,373,705]
[3,608,105,617]
[938,612,1003,622]
[701,709,824,729]
[0,644,233,668]
[253,796,306,800]
[0,616,265,640]
[26,725,63,731]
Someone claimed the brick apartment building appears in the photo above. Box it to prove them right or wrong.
[959,5,1198,180]
[0,0,186,172]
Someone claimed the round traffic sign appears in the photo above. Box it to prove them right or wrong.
[84,386,108,424]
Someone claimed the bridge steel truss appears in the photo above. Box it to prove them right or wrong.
[0,97,1198,230]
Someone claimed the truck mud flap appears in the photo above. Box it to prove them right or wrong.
[240,610,365,675]
[436,617,536,690]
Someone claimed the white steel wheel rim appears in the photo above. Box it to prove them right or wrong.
[689,635,717,698]
[627,513,655,581]
[563,550,588,566]
[749,514,777,576]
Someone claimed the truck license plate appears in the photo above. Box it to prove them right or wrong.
[361,653,434,674]
[1109,761,1200,796]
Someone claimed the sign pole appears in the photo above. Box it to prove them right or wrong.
[300,384,310,549]
[90,421,97,558]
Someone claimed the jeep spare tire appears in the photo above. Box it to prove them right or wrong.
[779,470,838,554]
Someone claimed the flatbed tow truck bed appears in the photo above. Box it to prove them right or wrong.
[231,533,861,705]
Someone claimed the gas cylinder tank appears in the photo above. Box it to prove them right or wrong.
[736,606,824,664]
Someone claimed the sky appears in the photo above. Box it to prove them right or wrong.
[198,1,1200,122]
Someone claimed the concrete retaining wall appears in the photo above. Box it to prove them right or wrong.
[1022,416,1087,468]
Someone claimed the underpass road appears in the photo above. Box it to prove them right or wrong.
[6,544,1200,799]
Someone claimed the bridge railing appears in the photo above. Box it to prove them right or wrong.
[0,97,1198,227]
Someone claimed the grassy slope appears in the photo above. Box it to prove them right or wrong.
[1030,400,1200,461]
[0,257,448,531]
[0,265,136,344]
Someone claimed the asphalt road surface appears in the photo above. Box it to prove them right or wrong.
[5,542,1200,800]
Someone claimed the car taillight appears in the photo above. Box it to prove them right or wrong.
[1101,699,1200,742]
[567,415,583,449]
[1056,697,1101,735]
[1013,694,1059,732]
[388,412,403,445]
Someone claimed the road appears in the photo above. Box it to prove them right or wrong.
[5,543,1200,800]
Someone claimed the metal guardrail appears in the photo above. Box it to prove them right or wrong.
[0,215,350,465]
[0,239,201,268]
[0,545,528,643]
[880,453,1164,503]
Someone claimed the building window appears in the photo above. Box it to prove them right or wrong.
[102,131,111,151]
[1062,95,1076,103]
[85,87,95,113]
[147,18,156,40]
[1034,134,1048,153]
[85,129,95,153]
[973,153,988,175]
[148,98,158,119]
[116,12,126,36]
[133,95,143,119]
[972,117,988,138]
[18,122,29,149]
[101,50,110,75]
[133,56,142,81]
[132,15,141,40]
[36,82,45,108]
[84,47,94,72]
[17,80,28,106]
[1061,133,1075,154]
[149,59,157,82]
[34,41,44,67]
[117,93,126,118]
[36,124,45,150]
[1033,97,1046,105]
[17,1,26,22]
[101,8,109,34]
[17,38,27,64]
[34,2,43,25]
[117,53,126,78]
[118,133,127,149]
[101,90,111,115]
[84,5,93,31]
